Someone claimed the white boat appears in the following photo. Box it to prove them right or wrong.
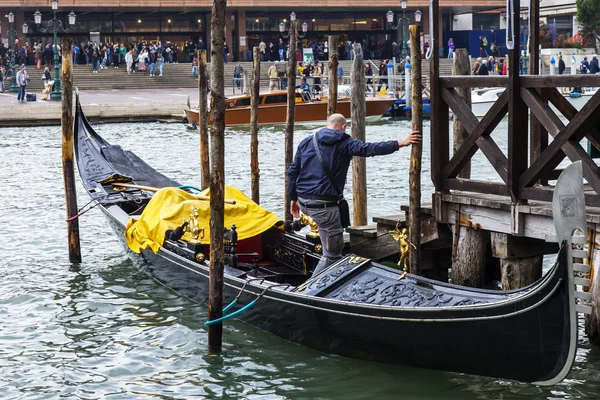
[471,87,598,118]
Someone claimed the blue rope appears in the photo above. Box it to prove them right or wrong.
[205,300,257,327]
[222,299,237,314]
[177,185,203,193]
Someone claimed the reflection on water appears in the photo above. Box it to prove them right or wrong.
[0,118,599,399]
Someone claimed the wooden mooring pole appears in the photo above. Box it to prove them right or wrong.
[250,46,260,204]
[450,48,489,287]
[198,49,210,190]
[283,21,298,221]
[408,25,422,275]
[207,0,227,355]
[61,39,81,263]
[328,35,338,117]
[350,43,367,227]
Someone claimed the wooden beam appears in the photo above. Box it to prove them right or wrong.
[441,87,478,132]
[529,0,540,75]
[545,88,600,150]
[440,76,508,88]
[522,75,600,88]
[328,35,339,117]
[429,0,449,192]
[519,89,600,188]
[442,90,509,180]
[491,232,558,258]
[507,0,528,202]
[452,48,472,179]
[520,186,600,207]
[444,179,510,196]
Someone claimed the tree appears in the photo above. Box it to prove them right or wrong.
[576,0,600,46]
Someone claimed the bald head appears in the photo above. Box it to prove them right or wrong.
[326,113,347,131]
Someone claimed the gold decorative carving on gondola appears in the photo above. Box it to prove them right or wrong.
[300,213,319,238]
[184,207,205,244]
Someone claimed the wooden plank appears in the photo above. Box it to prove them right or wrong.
[440,76,508,88]
[507,0,528,203]
[522,75,600,88]
[476,136,509,184]
[519,89,600,188]
[442,91,508,180]
[529,0,540,76]
[444,179,509,196]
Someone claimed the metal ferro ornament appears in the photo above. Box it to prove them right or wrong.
[184,207,205,243]
[390,221,416,280]
[300,213,319,238]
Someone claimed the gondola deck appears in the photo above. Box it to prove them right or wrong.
[74,95,587,385]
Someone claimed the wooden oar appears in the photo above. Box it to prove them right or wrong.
[111,182,236,204]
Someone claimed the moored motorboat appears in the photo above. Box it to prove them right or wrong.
[75,95,587,385]
[184,90,395,126]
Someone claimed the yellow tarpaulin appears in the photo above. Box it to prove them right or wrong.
[125,186,282,254]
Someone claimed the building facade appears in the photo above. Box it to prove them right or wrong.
[1,1,506,61]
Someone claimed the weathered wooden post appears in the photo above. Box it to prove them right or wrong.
[328,35,338,117]
[350,43,367,227]
[250,46,260,204]
[408,25,422,275]
[207,0,227,355]
[452,49,471,179]
[450,48,489,287]
[61,39,81,263]
[198,49,210,190]
[283,21,298,221]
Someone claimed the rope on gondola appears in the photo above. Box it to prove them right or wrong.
[65,194,110,222]
[205,282,291,327]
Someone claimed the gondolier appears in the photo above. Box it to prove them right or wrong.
[288,113,421,276]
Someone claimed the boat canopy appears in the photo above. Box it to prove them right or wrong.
[125,186,282,253]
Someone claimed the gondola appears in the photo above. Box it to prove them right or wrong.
[74,95,589,385]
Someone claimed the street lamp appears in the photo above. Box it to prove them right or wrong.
[5,11,18,93]
[279,13,308,40]
[33,0,76,100]
[387,0,410,60]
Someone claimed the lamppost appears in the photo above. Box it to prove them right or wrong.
[279,12,308,40]
[33,0,76,100]
[5,12,20,93]
[387,0,411,60]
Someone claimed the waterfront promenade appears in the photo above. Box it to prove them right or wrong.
[0,88,209,126]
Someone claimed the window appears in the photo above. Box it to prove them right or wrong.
[235,97,251,106]
[265,94,287,104]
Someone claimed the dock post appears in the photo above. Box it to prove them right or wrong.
[207,0,227,355]
[350,43,367,227]
[404,61,411,108]
[449,47,489,287]
[328,35,338,117]
[283,20,298,222]
[452,49,471,179]
[198,49,210,190]
[61,39,81,263]
[408,24,422,275]
[250,46,260,204]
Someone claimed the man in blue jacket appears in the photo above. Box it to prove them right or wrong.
[288,113,421,276]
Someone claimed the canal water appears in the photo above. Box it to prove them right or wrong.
[1,118,599,399]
